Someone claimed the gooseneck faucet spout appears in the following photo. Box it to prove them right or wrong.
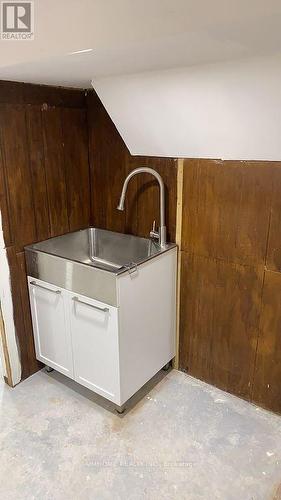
[117,167,167,248]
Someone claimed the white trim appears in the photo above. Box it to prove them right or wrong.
[0,210,21,385]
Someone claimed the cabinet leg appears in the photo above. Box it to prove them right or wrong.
[45,366,54,373]
[116,405,126,414]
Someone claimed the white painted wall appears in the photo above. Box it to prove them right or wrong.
[0,211,21,386]
[93,54,281,161]
[0,326,6,378]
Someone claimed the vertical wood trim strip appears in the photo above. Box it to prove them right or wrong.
[174,159,184,369]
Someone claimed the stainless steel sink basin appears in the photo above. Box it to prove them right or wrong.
[26,228,174,273]
[25,228,176,306]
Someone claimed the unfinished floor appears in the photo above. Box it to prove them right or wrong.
[1,369,281,500]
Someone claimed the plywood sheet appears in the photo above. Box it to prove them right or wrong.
[179,252,263,399]
[182,159,272,266]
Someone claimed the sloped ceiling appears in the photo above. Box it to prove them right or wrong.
[93,55,281,160]
[1,0,281,159]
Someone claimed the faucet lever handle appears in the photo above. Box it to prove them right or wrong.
[150,220,159,241]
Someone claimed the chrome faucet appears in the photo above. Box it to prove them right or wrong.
[117,167,167,248]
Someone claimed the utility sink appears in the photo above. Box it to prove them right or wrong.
[26,227,177,408]
[25,228,176,306]
[26,169,177,408]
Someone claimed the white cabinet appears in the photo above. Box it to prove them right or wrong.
[27,248,177,408]
[28,278,73,378]
[28,277,121,404]
[68,294,120,403]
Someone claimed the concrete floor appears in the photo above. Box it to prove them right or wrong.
[1,369,281,500]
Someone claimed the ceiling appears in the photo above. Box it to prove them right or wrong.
[0,0,281,87]
[1,0,281,161]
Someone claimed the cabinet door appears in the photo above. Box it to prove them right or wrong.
[28,278,73,378]
[68,293,120,404]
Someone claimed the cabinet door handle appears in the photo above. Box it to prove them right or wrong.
[30,281,61,294]
[72,296,109,312]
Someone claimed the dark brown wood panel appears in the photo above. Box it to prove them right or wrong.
[122,155,139,236]
[128,156,177,242]
[0,80,24,104]
[0,136,12,246]
[0,104,37,250]
[266,163,281,272]
[42,107,69,237]
[23,83,85,108]
[179,252,263,400]
[0,81,90,382]
[252,270,281,413]
[62,108,90,231]
[87,91,128,233]
[87,91,177,242]
[182,159,273,266]
[26,106,51,242]
[0,80,85,107]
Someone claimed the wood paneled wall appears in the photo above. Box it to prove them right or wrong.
[2,81,279,415]
[179,159,281,412]
[0,84,178,383]
[87,91,177,243]
[0,81,90,380]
